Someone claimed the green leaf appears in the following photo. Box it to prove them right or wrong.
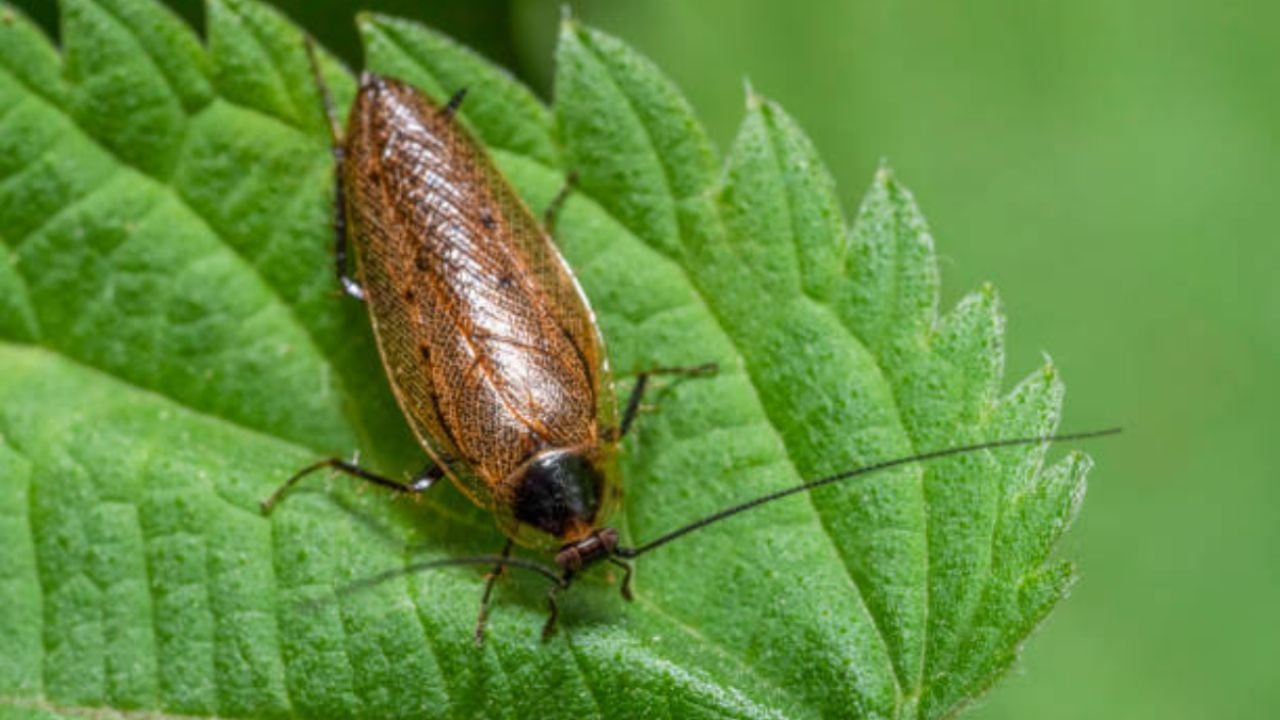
[0,2,1094,718]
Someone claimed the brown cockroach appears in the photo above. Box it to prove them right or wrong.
[261,40,1118,643]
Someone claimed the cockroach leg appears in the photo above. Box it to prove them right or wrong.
[408,461,446,492]
[542,170,579,235]
[618,362,720,438]
[540,582,563,640]
[302,35,365,302]
[442,87,468,120]
[332,191,365,301]
[474,538,515,646]
[260,457,443,514]
[607,557,635,601]
[303,36,343,147]
[331,157,366,301]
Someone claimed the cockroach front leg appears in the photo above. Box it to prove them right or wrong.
[473,538,515,646]
[608,557,635,601]
[541,582,564,641]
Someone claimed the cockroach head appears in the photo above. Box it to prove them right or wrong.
[555,527,619,574]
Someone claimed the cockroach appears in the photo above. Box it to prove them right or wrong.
[262,40,1119,644]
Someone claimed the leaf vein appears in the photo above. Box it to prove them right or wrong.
[633,597,810,717]
[22,449,47,700]
[86,0,212,121]
[563,638,607,720]
[397,551,455,713]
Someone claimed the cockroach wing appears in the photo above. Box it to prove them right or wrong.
[474,154,624,537]
[470,138,617,432]
[342,75,615,523]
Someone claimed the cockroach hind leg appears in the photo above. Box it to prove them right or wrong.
[442,87,468,119]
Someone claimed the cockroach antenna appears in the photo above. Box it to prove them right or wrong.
[616,427,1122,559]
[332,427,1118,642]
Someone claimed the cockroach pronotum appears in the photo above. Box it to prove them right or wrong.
[261,40,1118,644]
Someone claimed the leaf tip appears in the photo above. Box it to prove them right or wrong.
[556,6,588,53]
[1037,352,1058,379]
[978,279,998,301]
[559,3,577,32]
[1033,353,1070,405]
[1065,448,1094,476]
[976,280,1005,316]
[354,9,378,32]
[742,76,764,110]
[871,161,909,203]
[1059,450,1091,525]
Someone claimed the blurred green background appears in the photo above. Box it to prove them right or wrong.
[16,0,1276,717]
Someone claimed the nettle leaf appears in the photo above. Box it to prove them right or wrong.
[0,1,1092,718]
